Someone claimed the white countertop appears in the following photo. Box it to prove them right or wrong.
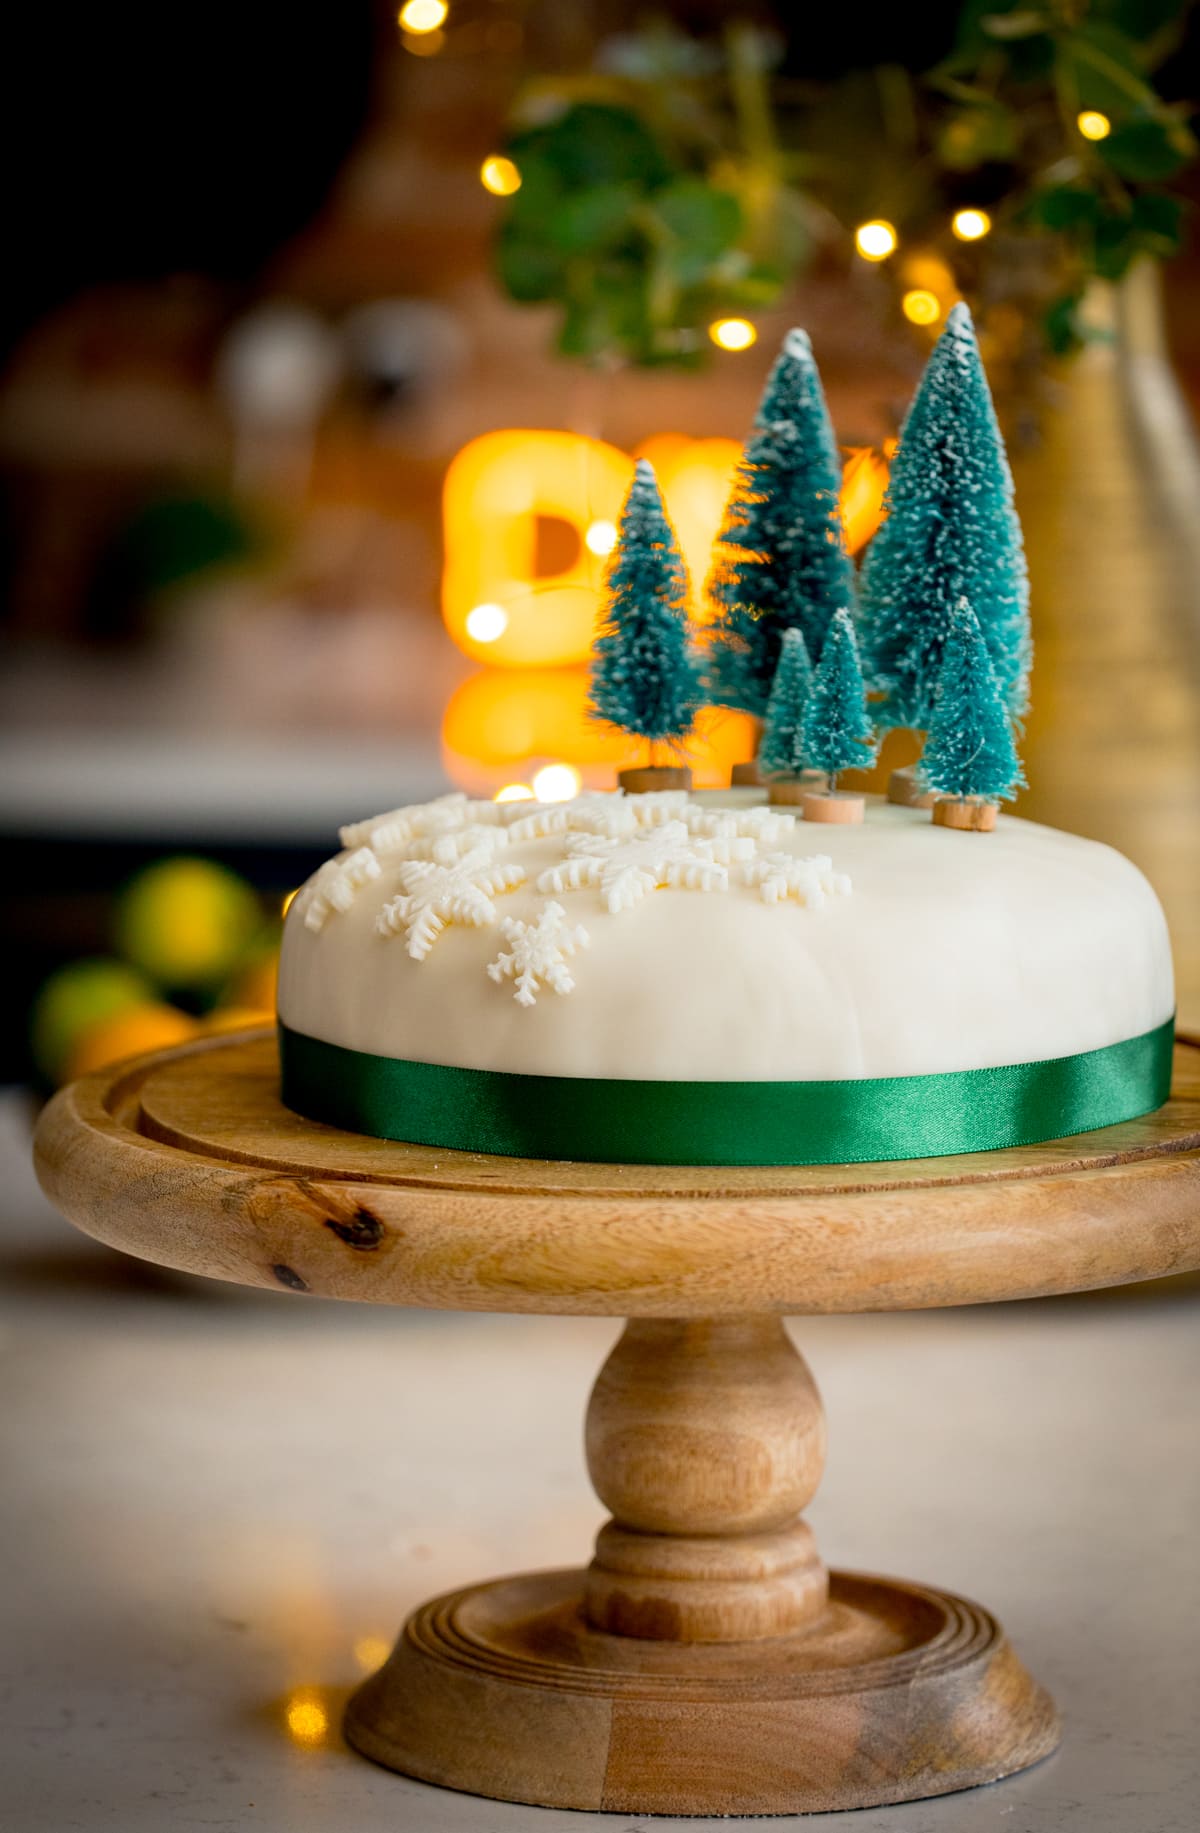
[2,1091,1198,1832]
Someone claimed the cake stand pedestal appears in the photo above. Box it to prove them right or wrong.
[34,1031,1200,1817]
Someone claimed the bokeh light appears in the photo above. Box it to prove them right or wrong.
[1077,110,1111,141]
[902,289,941,326]
[952,209,991,242]
[353,1635,391,1673]
[531,763,582,802]
[494,783,535,802]
[480,155,521,197]
[708,318,757,351]
[398,0,447,31]
[585,519,618,557]
[465,602,508,643]
[285,1691,329,1746]
[854,220,897,261]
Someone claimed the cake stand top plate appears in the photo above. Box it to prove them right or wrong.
[33,1029,1200,1317]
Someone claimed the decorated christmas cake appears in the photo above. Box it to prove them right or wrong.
[277,306,1174,1165]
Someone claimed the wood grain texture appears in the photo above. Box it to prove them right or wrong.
[31,1030,1200,1316]
[343,1568,1060,1814]
[584,1320,828,1641]
[934,798,999,833]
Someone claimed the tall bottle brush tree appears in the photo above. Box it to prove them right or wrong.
[859,302,1031,736]
[707,329,855,717]
[921,599,1025,805]
[759,628,815,779]
[800,608,876,789]
[589,459,702,756]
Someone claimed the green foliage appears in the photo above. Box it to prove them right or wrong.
[493,97,797,366]
[589,460,702,745]
[799,609,875,781]
[706,330,855,716]
[920,599,1025,802]
[859,303,1030,733]
[759,629,815,778]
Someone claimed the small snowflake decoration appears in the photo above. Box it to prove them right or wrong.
[538,820,730,914]
[685,805,798,846]
[630,789,690,827]
[742,852,852,908]
[339,792,465,853]
[504,805,573,843]
[566,793,640,839]
[298,847,382,932]
[487,901,590,1007]
[376,848,526,959]
[407,824,510,865]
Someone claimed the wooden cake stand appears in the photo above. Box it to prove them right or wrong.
[34,1029,1200,1817]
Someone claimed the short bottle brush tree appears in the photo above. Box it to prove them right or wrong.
[707,329,855,723]
[858,302,1030,778]
[589,458,702,789]
[921,598,1025,832]
[759,628,817,802]
[798,607,875,823]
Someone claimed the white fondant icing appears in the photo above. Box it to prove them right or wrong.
[279,793,1174,1082]
[487,901,590,1007]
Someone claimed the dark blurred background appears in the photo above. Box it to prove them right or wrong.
[3,0,1199,1086]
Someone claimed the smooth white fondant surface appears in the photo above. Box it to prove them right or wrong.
[277,794,1174,1081]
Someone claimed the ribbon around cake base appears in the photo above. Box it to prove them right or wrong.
[278,1015,1175,1167]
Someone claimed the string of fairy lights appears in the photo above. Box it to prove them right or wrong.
[399,3,1117,347]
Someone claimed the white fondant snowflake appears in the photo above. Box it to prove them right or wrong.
[538,821,730,914]
[630,789,691,827]
[376,848,526,959]
[486,901,590,1007]
[407,823,511,865]
[742,852,852,908]
[339,793,465,855]
[566,793,640,839]
[505,805,573,843]
[299,847,382,932]
[685,805,798,846]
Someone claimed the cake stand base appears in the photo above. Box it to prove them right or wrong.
[344,1568,1058,1815]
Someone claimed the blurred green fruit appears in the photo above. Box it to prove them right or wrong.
[31,958,154,1081]
[115,857,262,991]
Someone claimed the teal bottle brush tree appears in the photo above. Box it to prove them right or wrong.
[589,458,702,792]
[922,598,1025,834]
[759,628,820,804]
[797,607,876,824]
[706,329,855,780]
[858,301,1031,808]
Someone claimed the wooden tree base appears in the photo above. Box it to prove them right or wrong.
[730,759,764,787]
[617,765,692,794]
[888,764,938,808]
[344,1567,1057,1816]
[934,797,999,832]
[768,771,828,805]
[802,790,865,824]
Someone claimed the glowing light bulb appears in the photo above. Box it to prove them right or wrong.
[494,783,535,803]
[480,155,521,197]
[708,318,757,351]
[902,289,942,327]
[398,0,447,31]
[585,519,619,557]
[855,220,898,261]
[952,209,991,242]
[285,1692,328,1745]
[465,602,508,643]
[1077,110,1111,141]
[531,763,581,802]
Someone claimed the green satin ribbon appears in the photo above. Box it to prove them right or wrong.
[278,1014,1174,1167]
